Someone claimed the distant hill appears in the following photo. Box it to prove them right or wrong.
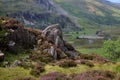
[0,0,80,30]
[54,0,120,28]
[0,0,120,30]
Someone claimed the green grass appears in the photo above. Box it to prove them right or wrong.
[55,0,120,27]
[63,26,120,60]
[4,49,30,63]
[45,65,90,74]
[0,62,120,80]
[45,62,120,75]
[0,67,36,80]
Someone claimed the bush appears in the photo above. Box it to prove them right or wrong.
[59,60,77,68]
[79,54,94,60]
[29,48,53,63]
[81,60,94,67]
[19,62,32,69]
[73,70,116,80]
[0,29,8,48]
[30,62,45,77]
[103,37,120,59]
[40,72,69,80]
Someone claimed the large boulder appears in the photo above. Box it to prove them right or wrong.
[41,24,78,59]
[0,18,40,53]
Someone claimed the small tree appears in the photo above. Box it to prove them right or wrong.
[103,37,120,59]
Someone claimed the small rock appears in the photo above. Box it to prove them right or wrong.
[50,46,57,60]
[0,50,4,62]
[8,41,16,47]
[37,39,42,45]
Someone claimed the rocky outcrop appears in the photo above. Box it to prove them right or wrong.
[41,24,78,59]
[0,18,41,53]
[2,0,80,30]
[0,18,78,59]
[35,0,68,15]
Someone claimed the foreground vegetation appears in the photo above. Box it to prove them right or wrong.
[0,62,120,80]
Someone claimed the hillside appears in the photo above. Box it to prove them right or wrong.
[54,0,120,28]
[0,1,120,80]
[0,0,80,30]
[0,0,120,30]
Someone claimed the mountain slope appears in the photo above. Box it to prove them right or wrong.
[0,0,120,30]
[0,0,80,30]
[54,0,120,28]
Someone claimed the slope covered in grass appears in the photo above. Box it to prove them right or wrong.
[54,0,120,27]
[0,62,120,80]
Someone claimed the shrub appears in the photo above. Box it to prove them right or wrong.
[79,54,94,60]
[73,70,116,80]
[0,29,8,48]
[30,62,45,77]
[19,62,32,69]
[29,50,53,63]
[81,60,94,67]
[59,60,77,68]
[40,72,69,80]
[103,37,120,59]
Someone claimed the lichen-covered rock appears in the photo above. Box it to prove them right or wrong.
[41,24,78,59]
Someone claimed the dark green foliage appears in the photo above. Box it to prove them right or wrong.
[59,60,77,68]
[0,28,8,48]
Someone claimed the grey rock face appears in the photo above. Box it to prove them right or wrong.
[41,24,78,59]
[35,0,68,15]
[50,46,57,60]
[7,27,36,49]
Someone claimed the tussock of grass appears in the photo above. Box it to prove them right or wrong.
[0,67,35,80]
[45,65,89,74]
[45,62,120,75]
[0,62,120,80]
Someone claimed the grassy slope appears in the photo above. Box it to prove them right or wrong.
[0,67,35,80]
[0,0,43,16]
[0,1,120,80]
[1,0,120,28]
[0,62,120,80]
[54,0,120,28]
